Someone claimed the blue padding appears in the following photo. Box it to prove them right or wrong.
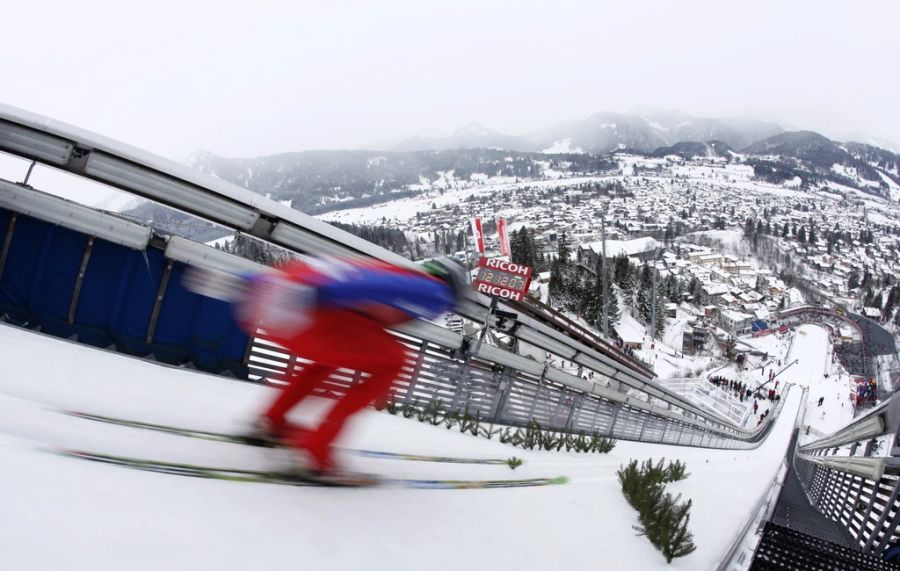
[0,214,52,325]
[0,206,249,376]
[151,263,249,374]
[72,238,134,347]
[30,225,88,338]
[190,294,250,375]
[148,263,196,364]
[109,248,166,357]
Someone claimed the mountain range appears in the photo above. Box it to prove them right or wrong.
[387,110,785,155]
[122,111,900,241]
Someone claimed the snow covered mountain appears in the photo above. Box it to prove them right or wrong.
[651,140,734,159]
[390,111,784,154]
[743,131,900,198]
[122,116,899,241]
[391,122,532,152]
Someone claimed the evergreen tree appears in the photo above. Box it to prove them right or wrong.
[620,264,635,307]
[688,276,703,304]
[548,262,565,309]
[653,280,667,338]
[548,232,576,310]
[743,217,755,238]
[636,264,654,325]
[570,272,590,315]
[647,496,697,563]
[663,221,674,244]
[847,269,860,291]
[864,288,875,307]
[588,256,620,328]
[668,275,684,304]
[613,254,631,286]
[556,231,571,266]
[883,286,899,321]
[510,228,537,269]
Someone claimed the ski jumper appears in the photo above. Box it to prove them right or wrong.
[236,258,456,471]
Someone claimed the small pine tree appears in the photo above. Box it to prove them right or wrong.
[665,460,689,482]
[637,281,653,324]
[653,496,697,563]
[653,281,667,338]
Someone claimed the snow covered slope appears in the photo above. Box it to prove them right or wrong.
[0,323,802,570]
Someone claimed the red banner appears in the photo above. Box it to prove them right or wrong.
[470,218,485,253]
[497,218,510,256]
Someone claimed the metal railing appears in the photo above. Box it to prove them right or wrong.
[793,392,900,552]
[247,326,792,449]
[660,377,751,426]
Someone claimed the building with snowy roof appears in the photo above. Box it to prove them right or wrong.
[579,237,662,267]
[719,309,754,336]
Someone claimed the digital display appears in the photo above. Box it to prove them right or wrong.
[473,257,534,301]
[475,268,527,291]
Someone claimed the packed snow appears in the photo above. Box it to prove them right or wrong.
[0,322,807,570]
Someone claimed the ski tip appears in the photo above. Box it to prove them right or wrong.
[52,448,87,459]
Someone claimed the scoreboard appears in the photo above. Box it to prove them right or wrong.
[473,257,533,301]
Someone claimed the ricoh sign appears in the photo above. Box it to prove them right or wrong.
[473,257,534,301]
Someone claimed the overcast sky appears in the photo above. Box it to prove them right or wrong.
[2,0,899,160]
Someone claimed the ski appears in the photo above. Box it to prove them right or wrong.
[65,410,513,466]
[56,449,568,490]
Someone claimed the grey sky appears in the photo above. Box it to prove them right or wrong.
[2,0,899,160]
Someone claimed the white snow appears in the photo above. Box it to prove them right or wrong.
[875,170,900,201]
[643,119,669,131]
[581,236,661,258]
[783,176,803,188]
[0,322,805,570]
[683,229,744,249]
[785,324,856,438]
[316,175,615,226]
[541,138,584,154]
[205,234,235,248]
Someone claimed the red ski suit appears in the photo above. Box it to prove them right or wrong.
[249,260,445,471]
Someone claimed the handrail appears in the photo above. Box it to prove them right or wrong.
[795,454,885,481]
[510,297,656,377]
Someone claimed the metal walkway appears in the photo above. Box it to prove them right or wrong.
[748,432,900,568]
[750,522,898,570]
[770,433,855,547]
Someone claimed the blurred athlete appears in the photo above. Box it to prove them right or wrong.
[189,256,468,477]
